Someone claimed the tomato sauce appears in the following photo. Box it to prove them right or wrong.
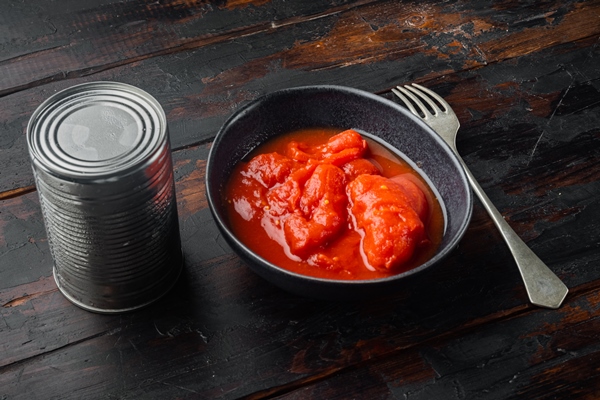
[224,128,444,280]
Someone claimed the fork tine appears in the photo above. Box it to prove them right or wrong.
[405,84,442,116]
[393,86,433,118]
[410,83,452,113]
[391,87,419,115]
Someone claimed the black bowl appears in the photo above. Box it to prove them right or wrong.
[205,85,472,300]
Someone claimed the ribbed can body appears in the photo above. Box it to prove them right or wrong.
[27,82,182,313]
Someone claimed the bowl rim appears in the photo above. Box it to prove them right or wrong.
[205,84,472,286]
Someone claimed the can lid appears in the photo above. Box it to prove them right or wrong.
[27,82,167,180]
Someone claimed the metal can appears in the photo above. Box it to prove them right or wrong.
[27,81,183,313]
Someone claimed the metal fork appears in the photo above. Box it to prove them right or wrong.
[392,83,568,309]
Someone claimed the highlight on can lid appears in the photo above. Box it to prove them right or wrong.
[27,82,183,314]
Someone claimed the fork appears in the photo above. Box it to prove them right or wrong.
[392,83,568,309]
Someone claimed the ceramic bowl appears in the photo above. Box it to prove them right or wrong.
[205,85,472,300]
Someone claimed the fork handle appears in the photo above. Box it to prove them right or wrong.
[456,156,569,309]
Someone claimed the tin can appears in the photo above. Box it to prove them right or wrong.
[27,81,183,313]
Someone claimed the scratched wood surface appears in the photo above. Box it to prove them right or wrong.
[1,0,599,399]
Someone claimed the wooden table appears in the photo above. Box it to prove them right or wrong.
[1,1,599,398]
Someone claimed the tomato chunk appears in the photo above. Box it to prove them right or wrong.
[389,174,430,221]
[318,129,368,166]
[286,129,367,167]
[342,158,381,180]
[282,164,347,257]
[348,174,426,271]
[243,153,294,188]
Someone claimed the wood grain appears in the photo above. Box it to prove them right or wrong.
[1,0,598,194]
[1,0,599,398]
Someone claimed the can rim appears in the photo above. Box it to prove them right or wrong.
[27,81,168,181]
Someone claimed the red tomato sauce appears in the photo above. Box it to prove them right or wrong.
[224,128,444,280]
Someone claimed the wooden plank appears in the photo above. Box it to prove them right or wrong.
[0,0,378,96]
[1,0,598,194]
[262,284,600,399]
[1,249,598,398]
[3,0,598,97]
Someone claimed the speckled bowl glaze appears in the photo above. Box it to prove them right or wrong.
[205,85,472,300]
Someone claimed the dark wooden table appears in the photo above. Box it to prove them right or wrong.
[1,1,599,398]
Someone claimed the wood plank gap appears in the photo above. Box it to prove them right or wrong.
[0,185,36,200]
[172,138,214,152]
[0,44,69,67]
[1,288,58,308]
[0,327,122,373]
[0,136,212,199]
